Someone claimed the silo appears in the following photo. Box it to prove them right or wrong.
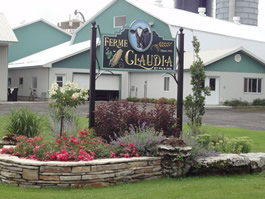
[216,0,259,26]
[174,0,214,17]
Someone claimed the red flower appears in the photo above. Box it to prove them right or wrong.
[111,152,116,158]
[26,139,31,143]
[1,148,7,154]
[79,149,84,155]
[56,139,61,144]
[78,155,84,160]
[124,153,130,158]
[120,142,123,146]
[129,142,134,148]
[50,154,55,160]
[90,151,95,156]
[63,136,68,140]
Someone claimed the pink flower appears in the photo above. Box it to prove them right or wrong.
[1,148,7,154]
[124,153,130,158]
[135,153,139,157]
[15,152,20,156]
[129,142,134,148]
[63,136,68,140]
[36,137,42,141]
[90,151,95,156]
[111,152,116,158]
[26,139,31,143]
[79,149,84,155]
[120,142,123,146]
[56,139,61,144]
[50,154,55,159]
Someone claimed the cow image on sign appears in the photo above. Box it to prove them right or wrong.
[129,20,152,52]
[130,27,151,50]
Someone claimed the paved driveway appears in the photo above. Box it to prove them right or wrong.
[0,102,264,131]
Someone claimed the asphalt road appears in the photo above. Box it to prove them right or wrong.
[0,101,264,131]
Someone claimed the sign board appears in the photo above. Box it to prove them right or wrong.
[102,20,176,72]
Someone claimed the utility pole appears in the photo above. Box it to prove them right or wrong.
[89,21,97,128]
[177,28,184,132]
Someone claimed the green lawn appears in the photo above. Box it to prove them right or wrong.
[0,172,264,199]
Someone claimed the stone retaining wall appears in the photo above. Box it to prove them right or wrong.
[0,154,162,188]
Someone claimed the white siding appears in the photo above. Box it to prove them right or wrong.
[0,45,8,101]
[206,71,265,104]
[8,68,49,97]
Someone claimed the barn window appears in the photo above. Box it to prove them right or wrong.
[164,77,170,91]
[56,75,65,87]
[244,78,262,93]
[19,77,23,86]
[32,77,38,89]
[114,16,126,28]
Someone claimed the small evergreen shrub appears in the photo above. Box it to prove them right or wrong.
[252,98,265,106]
[224,99,249,106]
[111,125,166,156]
[6,108,45,137]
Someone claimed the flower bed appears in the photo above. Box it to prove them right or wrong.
[0,129,139,161]
[0,154,161,188]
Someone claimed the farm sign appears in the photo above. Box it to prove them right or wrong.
[102,20,176,72]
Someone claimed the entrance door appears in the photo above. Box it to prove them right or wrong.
[205,77,219,105]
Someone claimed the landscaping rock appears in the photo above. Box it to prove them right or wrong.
[22,169,39,180]
[240,153,265,173]
[190,154,251,175]
[158,140,192,177]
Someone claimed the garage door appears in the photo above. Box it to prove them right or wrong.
[73,73,120,91]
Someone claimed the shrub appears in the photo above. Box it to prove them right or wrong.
[94,100,179,142]
[6,108,45,137]
[196,133,252,154]
[252,98,265,106]
[224,99,249,106]
[182,133,218,159]
[111,125,166,156]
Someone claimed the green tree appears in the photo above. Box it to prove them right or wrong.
[184,36,210,133]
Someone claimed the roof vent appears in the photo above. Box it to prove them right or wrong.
[233,16,241,25]
[198,7,206,16]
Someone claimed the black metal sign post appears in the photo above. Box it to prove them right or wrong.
[177,28,184,132]
[89,21,97,128]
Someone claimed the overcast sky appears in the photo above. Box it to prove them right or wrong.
[1,0,265,29]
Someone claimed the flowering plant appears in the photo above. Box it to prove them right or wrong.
[0,129,139,161]
[49,81,89,135]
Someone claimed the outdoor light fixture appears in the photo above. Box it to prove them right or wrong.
[74,9,86,22]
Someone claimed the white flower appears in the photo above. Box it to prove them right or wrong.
[71,92,79,100]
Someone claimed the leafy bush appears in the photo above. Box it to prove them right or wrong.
[224,99,249,106]
[182,133,218,159]
[126,97,176,104]
[196,133,252,154]
[252,98,265,106]
[94,100,179,142]
[111,125,165,156]
[6,108,46,137]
